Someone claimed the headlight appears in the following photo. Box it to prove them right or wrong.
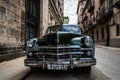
[84,36,93,47]
[27,40,34,47]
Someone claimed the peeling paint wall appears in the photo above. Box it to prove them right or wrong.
[0,0,25,53]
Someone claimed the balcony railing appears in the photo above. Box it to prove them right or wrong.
[81,13,88,24]
[96,7,113,24]
[88,5,94,13]
[86,16,95,32]
[87,0,94,13]
[113,0,120,9]
[88,16,95,27]
[82,27,89,34]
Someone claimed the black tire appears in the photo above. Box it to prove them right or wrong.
[83,66,91,73]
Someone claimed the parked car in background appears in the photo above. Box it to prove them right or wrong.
[24,24,96,73]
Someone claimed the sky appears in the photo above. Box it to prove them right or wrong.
[64,0,78,24]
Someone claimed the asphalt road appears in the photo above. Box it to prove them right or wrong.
[95,47,120,80]
[23,47,120,80]
[23,67,109,80]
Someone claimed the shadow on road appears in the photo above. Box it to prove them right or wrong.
[22,67,110,80]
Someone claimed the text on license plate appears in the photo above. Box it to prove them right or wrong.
[47,64,68,70]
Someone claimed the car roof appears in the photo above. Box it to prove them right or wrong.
[48,24,80,28]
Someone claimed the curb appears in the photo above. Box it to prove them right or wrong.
[0,51,25,63]
[12,68,31,80]
[95,45,120,51]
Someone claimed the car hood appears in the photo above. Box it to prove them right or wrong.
[38,32,81,46]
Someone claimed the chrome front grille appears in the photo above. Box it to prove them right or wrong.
[37,54,83,61]
[38,47,81,53]
[36,46,83,61]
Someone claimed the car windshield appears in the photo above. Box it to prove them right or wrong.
[62,25,81,33]
[46,25,81,34]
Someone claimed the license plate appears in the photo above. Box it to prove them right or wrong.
[47,64,68,70]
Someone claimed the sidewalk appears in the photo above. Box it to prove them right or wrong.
[95,45,120,51]
[0,57,30,80]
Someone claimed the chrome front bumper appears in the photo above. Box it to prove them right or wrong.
[24,58,96,69]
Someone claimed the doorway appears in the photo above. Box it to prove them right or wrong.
[106,25,110,46]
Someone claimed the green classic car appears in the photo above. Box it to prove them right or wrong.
[24,24,96,72]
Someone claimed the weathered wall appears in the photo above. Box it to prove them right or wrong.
[40,0,48,36]
[0,0,25,53]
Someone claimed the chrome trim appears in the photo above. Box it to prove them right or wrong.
[27,47,93,52]
[34,52,84,55]
[38,45,81,49]
[24,58,96,69]
[38,47,81,53]
[26,46,94,64]
[81,48,93,50]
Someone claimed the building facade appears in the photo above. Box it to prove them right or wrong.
[26,0,64,39]
[49,0,64,26]
[39,0,64,36]
[77,0,120,47]
[0,0,64,54]
[0,0,25,54]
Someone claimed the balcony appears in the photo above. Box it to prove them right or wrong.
[88,20,93,28]
[100,0,105,5]
[87,0,94,13]
[88,5,94,13]
[88,16,95,30]
[96,7,113,24]
[83,27,89,34]
[81,13,88,24]
[113,0,120,9]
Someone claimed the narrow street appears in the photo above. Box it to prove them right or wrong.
[0,0,120,80]
[23,46,120,80]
